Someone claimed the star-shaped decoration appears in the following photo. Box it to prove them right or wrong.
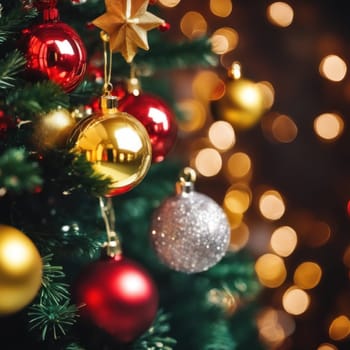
[92,0,165,63]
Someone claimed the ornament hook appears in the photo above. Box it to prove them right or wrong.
[99,196,122,257]
[176,167,196,194]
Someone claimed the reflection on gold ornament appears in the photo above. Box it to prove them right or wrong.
[32,107,76,150]
[71,95,152,196]
[212,62,266,129]
[0,224,42,315]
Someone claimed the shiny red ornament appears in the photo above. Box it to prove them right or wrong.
[75,255,158,343]
[21,11,86,92]
[118,93,177,163]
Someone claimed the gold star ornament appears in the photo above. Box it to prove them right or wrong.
[92,0,165,63]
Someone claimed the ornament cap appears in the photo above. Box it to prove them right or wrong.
[176,167,196,195]
[100,94,118,114]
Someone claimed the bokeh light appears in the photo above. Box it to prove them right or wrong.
[224,184,252,215]
[329,315,350,341]
[270,226,298,257]
[257,81,275,109]
[211,27,239,55]
[194,148,222,177]
[192,70,225,101]
[313,113,344,141]
[317,344,338,350]
[267,2,294,27]
[208,121,236,151]
[319,55,347,82]
[297,218,331,247]
[209,0,232,17]
[158,0,181,7]
[229,222,250,251]
[255,253,287,288]
[226,152,252,180]
[294,262,322,289]
[282,286,310,315]
[177,99,206,132]
[257,308,295,347]
[258,190,286,220]
[342,245,350,269]
[180,11,207,39]
[272,114,298,143]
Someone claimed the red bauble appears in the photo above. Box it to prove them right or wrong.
[0,110,17,138]
[21,20,86,92]
[118,93,177,163]
[75,255,159,343]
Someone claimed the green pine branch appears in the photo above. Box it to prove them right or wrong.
[133,311,177,350]
[6,81,69,119]
[0,50,26,90]
[0,147,42,194]
[28,255,79,342]
[0,4,37,44]
[112,37,218,76]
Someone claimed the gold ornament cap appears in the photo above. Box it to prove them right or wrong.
[100,94,118,114]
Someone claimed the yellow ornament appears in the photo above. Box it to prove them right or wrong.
[92,0,165,63]
[0,225,42,315]
[32,107,76,150]
[212,62,266,130]
[70,94,152,196]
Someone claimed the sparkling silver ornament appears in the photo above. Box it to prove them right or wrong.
[150,167,230,273]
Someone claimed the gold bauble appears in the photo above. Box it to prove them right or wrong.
[0,225,43,315]
[212,78,265,129]
[32,107,76,150]
[71,95,152,196]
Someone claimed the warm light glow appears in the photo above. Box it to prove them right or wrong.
[272,114,298,143]
[314,113,344,141]
[158,0,181,7]
[282,286,310,315]
[319,55,347,82]
[210,0,232,17]
[3,241,30,270]
[194,148,222,177]
[256,308,295,346]
[259,190,285,220]
[294,262,322,289]
[270,226,298,257]
[226,152,252,179]
[192,70,224,101]
[211,27,239,54]
[317,343,338,350]
[208,121,236,151]
[114,127,143,152]
[257,81,275,109]
[230,222,250,251]
[224,184,252,214]
[267,2,294,27]
[329,315,350,341]
[180,11,207,39]
[177,99,206,132]
[255,253,287,288]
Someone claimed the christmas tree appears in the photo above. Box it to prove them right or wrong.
[0,1,264,349]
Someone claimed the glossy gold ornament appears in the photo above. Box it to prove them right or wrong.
[212,62,266,130]
[0,225,43,315]
[70,95,152,196]
[32,107,76,150]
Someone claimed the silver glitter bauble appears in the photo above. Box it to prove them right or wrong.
[150,175,230,273]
